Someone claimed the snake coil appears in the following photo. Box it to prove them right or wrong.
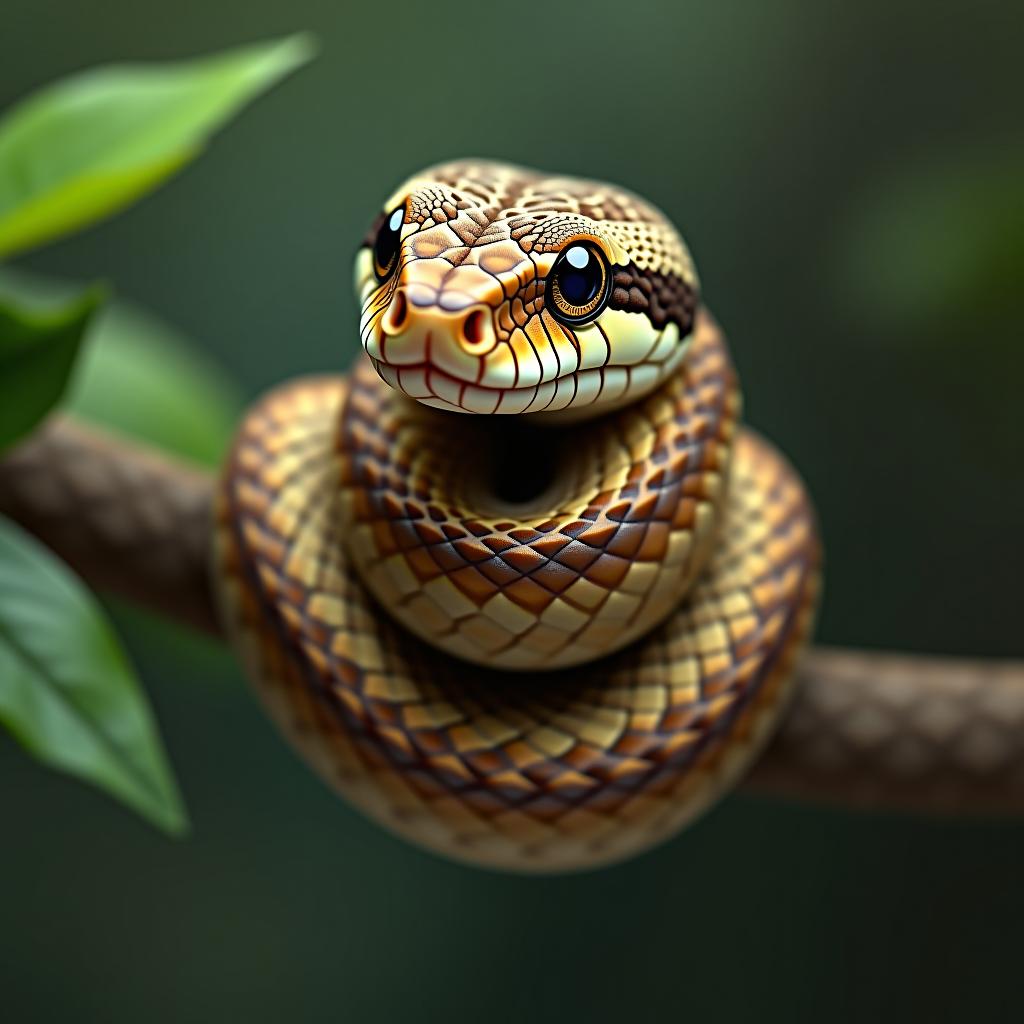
[214,161,821,872]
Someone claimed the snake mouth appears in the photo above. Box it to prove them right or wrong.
[368,353,641,418]
[368,355,580,415]
[367,306,694,418]
[369,340,688,418]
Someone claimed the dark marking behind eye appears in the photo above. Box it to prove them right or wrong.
[608,264,698,334]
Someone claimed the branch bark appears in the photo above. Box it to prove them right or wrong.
[3,415,1023,816]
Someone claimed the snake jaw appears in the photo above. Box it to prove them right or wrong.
[359,253,682,417]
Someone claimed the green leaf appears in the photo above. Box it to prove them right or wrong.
[68,300,243,466]
[0,33,315,259]
[0,284,102,451]
[0,515,188,835]
[0,268,242,465]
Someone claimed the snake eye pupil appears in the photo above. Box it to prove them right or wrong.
[560,246,599,304]
[373,205,405,282]
[548,242,609,324]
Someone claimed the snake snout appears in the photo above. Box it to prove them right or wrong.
[378,284,498,382]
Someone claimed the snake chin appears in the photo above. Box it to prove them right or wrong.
[367,338,691,420]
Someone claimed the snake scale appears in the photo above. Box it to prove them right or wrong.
[213,161,821,871]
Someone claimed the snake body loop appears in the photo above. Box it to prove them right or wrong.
[337,310,737,670]
[214,162,821,871]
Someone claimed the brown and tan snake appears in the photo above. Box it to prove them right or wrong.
[212,161,821,871]
[3,410,1023,861]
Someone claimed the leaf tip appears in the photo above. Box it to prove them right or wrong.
[137,768,191,840]
[278,30,320,66]
[161,805,192,840]
[247,30,319,86]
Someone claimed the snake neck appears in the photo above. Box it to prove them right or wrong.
[335,311,741,671]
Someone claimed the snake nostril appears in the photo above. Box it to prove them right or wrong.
[460,308,491,351]
[383,291,408,335]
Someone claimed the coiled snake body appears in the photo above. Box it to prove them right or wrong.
[214,162,821,871]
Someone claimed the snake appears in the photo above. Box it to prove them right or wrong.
[213,161,822,872]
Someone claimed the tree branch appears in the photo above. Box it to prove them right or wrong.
[3,415,1023,815]
[0,416,217,633]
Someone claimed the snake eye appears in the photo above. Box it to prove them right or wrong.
[547,242,610,324]
[373,205,405,282]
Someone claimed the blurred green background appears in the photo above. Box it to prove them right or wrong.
[2,1,1022,1021]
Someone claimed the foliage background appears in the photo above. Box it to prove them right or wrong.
[1,1,1021,1021]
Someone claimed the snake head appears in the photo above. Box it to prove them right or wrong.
[355,160,700,419]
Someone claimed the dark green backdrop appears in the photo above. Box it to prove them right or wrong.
[2,2,1022,1021]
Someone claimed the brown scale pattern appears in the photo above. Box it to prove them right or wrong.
[339,311,737,670]
[377,159,697,282]
[609,263,699,333]
[214,372,821,872]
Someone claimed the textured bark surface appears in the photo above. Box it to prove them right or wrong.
[0,416,218,633]
[757,647,1024,814]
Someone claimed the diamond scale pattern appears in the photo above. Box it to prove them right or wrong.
[214,324,821,871]
[337,311,740,670]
